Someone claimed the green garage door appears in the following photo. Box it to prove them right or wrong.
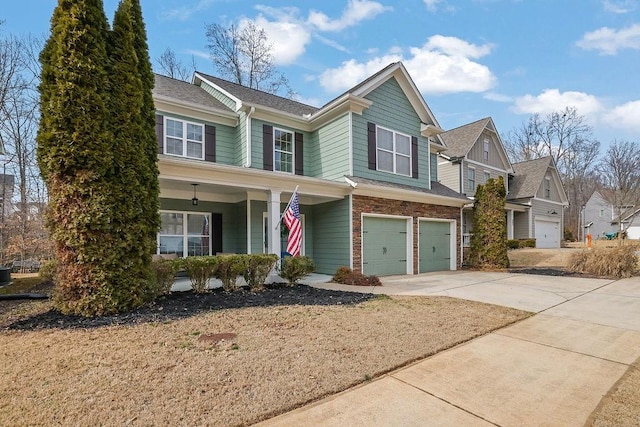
[362,216,408,276]
[419,221,451,273]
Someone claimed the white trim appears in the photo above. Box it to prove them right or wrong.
[194,73,243,111]
[348,194,354,269]
[361,213,413,275]
[263,211,305,256]
[246,195,252,254]
[531,197,566,206]
[467,166,476,192]
[348,111,354,176]
[417,217,457,271]
[164,116,205,160]
[465,158,510,174]
[243,106,255,168]
[154,99,238,127]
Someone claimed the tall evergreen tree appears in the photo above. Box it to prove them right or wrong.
[468,176,509,269]
[129,0,160,262]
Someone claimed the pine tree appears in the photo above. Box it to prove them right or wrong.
[468,176,510,269]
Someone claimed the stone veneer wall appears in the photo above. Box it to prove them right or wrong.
[352,195,462,274]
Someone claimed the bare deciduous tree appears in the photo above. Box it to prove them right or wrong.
[205,21,294,97]
[596,140,640,244]
[155,47,194,82]
[503,107,601,239]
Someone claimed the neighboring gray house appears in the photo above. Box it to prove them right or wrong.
[583,190,639,239]
[0,174,14,219]
[508,157,568,248]
[438,118,518,246]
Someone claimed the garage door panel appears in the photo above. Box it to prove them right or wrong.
[362,217,407,276]
[535,219,560,248]
[419,221,451,273]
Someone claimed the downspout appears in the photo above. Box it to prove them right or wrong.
[243,106,255,168]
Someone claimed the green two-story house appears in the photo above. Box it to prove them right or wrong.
[153,62,468,276]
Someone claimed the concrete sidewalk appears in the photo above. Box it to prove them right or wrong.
[258,272,640,426]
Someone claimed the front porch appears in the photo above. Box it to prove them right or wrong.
[461,202,529,248]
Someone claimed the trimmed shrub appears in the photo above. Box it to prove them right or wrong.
[150,259,178,296]
[39,259,59,282]
[522,239,536,248]
[507,240,520,249]
[243,254,279,292]
[181,256,217,293]
[332,266,352,283]
[214,254,246,292]
[568,246,638,278]
[279,256,315,286]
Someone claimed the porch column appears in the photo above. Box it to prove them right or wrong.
[507,209,514,240]
[266,190,281,256]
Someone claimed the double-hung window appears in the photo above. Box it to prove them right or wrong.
[377,126,411,176]
[158,212,211,257]
[274,128,293,173]
[468,168,476,192]
[165,118,204,160]
[544,177,551,199]
[483,140,490,161]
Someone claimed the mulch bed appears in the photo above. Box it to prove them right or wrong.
[3,283,374,331]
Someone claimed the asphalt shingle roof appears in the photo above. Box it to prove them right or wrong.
[195,71,319,116]
[508,157,552,200]
[347,176,470,201]
[439,118,491,158]
[153,74,233,112]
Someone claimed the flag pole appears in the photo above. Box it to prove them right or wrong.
[276,185,299,230]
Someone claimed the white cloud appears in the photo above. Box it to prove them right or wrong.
[242,15,312,65]
[603,0,637,13]
[160,0,215,22]
[423,0,442,12]
[422,0,456,13]
[318,36,496,95]
[512,89,603,115]
[484,92,513,103]
[604,100,640,132]
[185,49,210,60]
[313,34,350,53]
[576,24,640,55]
[308,0,391,32]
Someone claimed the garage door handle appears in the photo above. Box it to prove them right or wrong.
[399,259,406,262]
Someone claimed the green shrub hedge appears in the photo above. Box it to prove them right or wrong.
[507,239,536,249]
[279,256,315,286]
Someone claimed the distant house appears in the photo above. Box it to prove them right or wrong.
[0,174,14,219]
[438,117,568,249]
[583,190,640,239]
[508,157,568,248]
[153,62,469,276]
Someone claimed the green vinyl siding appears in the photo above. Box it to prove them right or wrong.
[430,153,438,183]
[250,119,312,173]
[199,80,237,111]
[310,198,350,274]
[156,110,238,165]
[352,77,430,189]
[160,198,246,253]
[250,201,314,258]
[308,114,350,180]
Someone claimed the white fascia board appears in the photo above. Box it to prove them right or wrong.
[154,97,239,127]
[353,183,468,207]
[194,73,243,111]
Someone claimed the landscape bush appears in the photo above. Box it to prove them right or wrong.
[150,259,178,296]
[39,259,59,282]
[279,256,315,286]
[181,256,218,293]
[332,266,381,286]
[506,239,537,249]
[568,245,638,278]
[243,254,279,291]
[214,254,246,292]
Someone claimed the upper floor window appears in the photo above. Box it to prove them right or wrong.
[483,140,490,161]
[544,177,551,199]
[468,167,476,192]
[274,128,293,173]
[377,126,411,176]
[484,171,491,183]
[165,118,204,160]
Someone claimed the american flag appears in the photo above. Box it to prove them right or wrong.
[283,192,302,257]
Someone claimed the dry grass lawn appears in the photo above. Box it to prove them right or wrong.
[1,294,528,426]
[588,360,640,427]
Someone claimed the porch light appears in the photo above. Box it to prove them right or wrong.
[191,184,199,206]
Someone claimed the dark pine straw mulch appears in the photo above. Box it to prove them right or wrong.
[6,284,375,331]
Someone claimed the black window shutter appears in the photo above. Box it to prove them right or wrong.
[211,213,223,255]
[156,114,164,154]
[411,136,418,179]
[295,132,303,175]
[367,122,376,170]
[205,125,216,162]
[263,124,273,171]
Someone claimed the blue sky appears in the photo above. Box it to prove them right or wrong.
[2,0,639,145]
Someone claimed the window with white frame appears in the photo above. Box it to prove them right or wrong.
[483,140,490,161]
[377,126,411,176]
[274,128,293,173]
[165,118,204,159]
[544,177,551,199]
[484,171,491,183]
[468,167,476,191]
[158,211,211,257]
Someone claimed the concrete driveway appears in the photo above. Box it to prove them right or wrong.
[258,272,640,426]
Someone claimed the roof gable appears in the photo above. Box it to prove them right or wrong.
[153,73,234,113]
[509,156,567,203]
